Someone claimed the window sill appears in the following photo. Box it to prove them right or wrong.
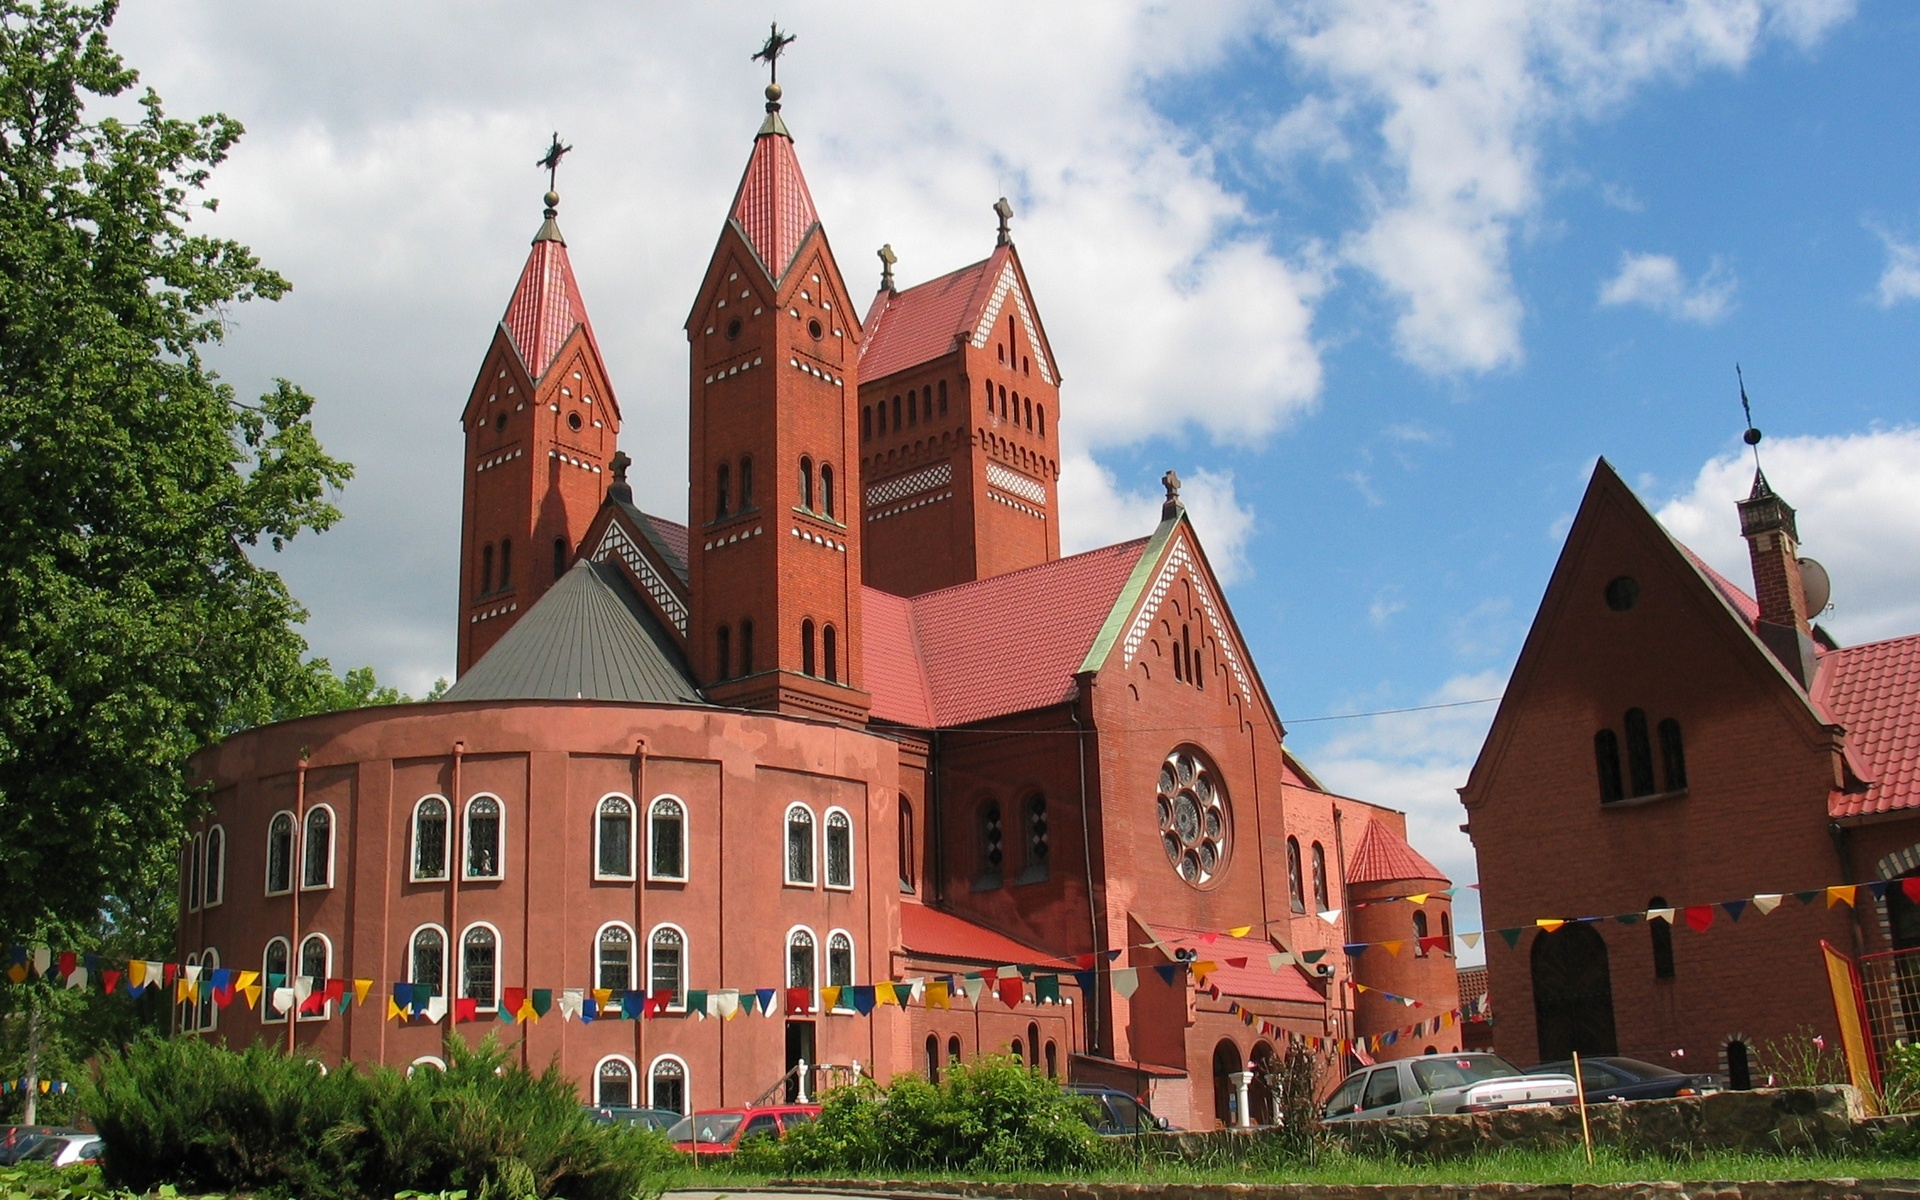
[595,872,638,883]
[971,875,1003,893]
[1603,787,1689,810]
[783,879,817,890]
[825,881,855,893]
[266,887,292,898]
[298,882,332,893]
[1016,867,1050,887]
[647,874,689,886]
[791,507,849,531]
[202,899,223,911]
[463,873,505,883]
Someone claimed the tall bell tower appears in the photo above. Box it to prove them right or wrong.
[685,54,868,722]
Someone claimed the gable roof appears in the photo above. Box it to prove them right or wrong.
[899,903,1075,970]
[1139,920,1323,1005]
[728,123,821,284]
[1346,819,1449,886]
[443,559,703,705]
[1817,633,1920,819]
[860,244,1058,384]
[861,537,1149,727]
[501,223,600,383]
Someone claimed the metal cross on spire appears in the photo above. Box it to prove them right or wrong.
[752,23,796,84]
[1737,363,1765,469]
[537,132,572,194]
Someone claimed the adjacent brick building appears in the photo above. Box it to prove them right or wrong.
[176,78,1461,1128]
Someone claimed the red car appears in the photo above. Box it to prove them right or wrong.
[668,1104,820,1156]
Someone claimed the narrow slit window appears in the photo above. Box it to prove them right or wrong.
[1624,708,1656,796]
[1659,718,1687,791]
[597,796,633,879]
[1595,729,1624,803]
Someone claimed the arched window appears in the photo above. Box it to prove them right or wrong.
[923,389,933,422]
[907,389,918,426]
[1023,794,1049,883]
[180,951,200,1031]
[785,805,815,885]
[481,543,494,594]
[982,380,992,414]
[649,925,685,1009]
[1659,718,1687,791]
[1028,1022,1041,1069]
[187,835,202,912]
[739,456,754,509]
[1011,1037,1024,1066]
[862,406,872,441]
[553,537,567,579]
[801,619,816,677]
[999,384,1008,419]
[1649,895,1675,980]
[596,923,633,991]
[799,456,814,510]
[716,624,732,679]
[411,925,447,998]
[298,934,330,1020]
[650,1056,688,1114]
[824,809,853,889]
[948,1035,963,1064]
[1037,404,1045,436]
[1595,729,1625,803]
[1624,708,1656,797]
[1286,837,1304,913]
[500,538,512,587]
[1441,911,1454,956]
[1311,842,1328,912]
[1726,1039,1753,1090]
[1046,1041,1058,1079]
[262,937,291,1023]
[650,797,687,881]
[302,806,333,889]
[1025,397,1034,429]
[262,811,291,896]
[891,395,902,429]
[409,1056,447,1076]
[898,796,916,894]
[413,797,449,881]
[465,796,502,879]
[1413,910,1429,956]
[462,924,499,1011]
[596,795,634,880]
[596,1056,634,1108]
[926,1035,941,1082]
[820,464,835,518]
[787,928,816,1002]
[978,801,1004,887]
[739,618,756,675]
[823,624,838,683]
[938,380,948,415]
[827,931,854,1008]
[716,463,731,518]
[196,948,219,1033]
[203,826,225,908]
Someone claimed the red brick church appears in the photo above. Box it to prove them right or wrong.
[176,74,1464,1129]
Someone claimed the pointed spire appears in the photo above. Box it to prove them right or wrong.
[502,186,593,381]
[727,86,821,282]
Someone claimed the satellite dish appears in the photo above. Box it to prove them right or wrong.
[1798,557,1831,615]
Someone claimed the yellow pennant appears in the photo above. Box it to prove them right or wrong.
[1828,885,1857,908]
[388,998,406,1021]
[1353,982,1371,993]
[129,960,148,989]
[516,996,537,1022]
[820,986,842,1011]
[1381,941,1404,957]
[1536,919,1566,934]
[236,970,260,991]
[241,984,262,1010]
[175,979,193,1003]
[1228,926,1253,938]
[1192,961,1218,983]
[592,988,613,1008]
[927,981,951,1009]
[873,982,898,1007]
[1406,894,1429,906]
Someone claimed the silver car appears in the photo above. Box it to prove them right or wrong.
[1321,1052,1578,1121]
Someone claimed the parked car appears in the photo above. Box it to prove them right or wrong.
[1530,1056,1721,1102]
[0,1127,82,1167]
[1065,1085,1176,1134]
[15,1133,105,1167]
[1321,1053,1578,1121]
[585,1105,681,1131]
[667,1104,820,1156]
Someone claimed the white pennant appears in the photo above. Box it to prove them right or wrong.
[184,964,203,986]
[1318,908,1342,925]
[960,976,987,1006]
[1268,953,1295,970]
[425,996,448,1024]
[31,946,50,978]
[1752,894,1784,916]
[292,975,315,1002]
[66,967,87,990]
[558,990,584,1021]
[716,990,740,1020]
[273,986,297,1013]
[1647,908,1675,925]
[1111,968,1141,999]
[146,961,166,993]
[1461,932,1482,949]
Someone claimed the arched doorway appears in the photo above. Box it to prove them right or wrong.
[1248,1041,1278,1126]
[1531,922,1617,1061]
[1210,1040,1241,1128]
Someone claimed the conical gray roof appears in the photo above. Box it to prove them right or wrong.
[443,559,703,704]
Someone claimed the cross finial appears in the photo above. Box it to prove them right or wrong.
[1737,362,1765,469]
[1161,469,1185,520]
[878,243,897,292]
[537,132,572,200]
[753,23,796,108]
[993,196,1014,246]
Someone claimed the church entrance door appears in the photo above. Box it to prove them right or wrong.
[785,1020,816,1102]
[1531,923,1617,1061]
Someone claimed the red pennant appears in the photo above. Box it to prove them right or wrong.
[57,952,76,978]
[1902,878,1920,904]
[1419,936,1447,955]
[1074,954,1096,970]
[1684,905,1714,933]
[214,986,235,1009]
[501,987,527,1019]
[324,978,346,1004]
[997,977,1025,1008]
[1198,932,1220,945]
[299,990,327,1016]
[455,997,478,1023]
[102,969,121,994]
[1226,957,1248,969]
[785,986,811,1015]
[645,993,671,1017]
[163,963,178,986]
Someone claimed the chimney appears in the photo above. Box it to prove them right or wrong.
[1737,469,1816,687]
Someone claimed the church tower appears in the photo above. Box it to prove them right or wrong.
[455,181,621,674]
[685,74,869,722]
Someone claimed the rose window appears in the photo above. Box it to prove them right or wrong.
[1157,748,1229,887]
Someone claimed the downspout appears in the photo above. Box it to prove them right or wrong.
[1830,821,1865,955]
[1071,684,1102,1057]
[929,730,946,904]
[290,754,308,1054]
[634,738,649,1094]
[1331,805,1352,1049]
[450,741,465,1033]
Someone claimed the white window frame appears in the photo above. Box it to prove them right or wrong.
[823,806,855,891]
[261,935,292,1024]
[408,923,449,1000]
[296,932,333,1021]
[180,951,200,1032]
[203,824,225,908]
[463,794,506,881]
[594,920,636,992]
[786,924,818,1013]
[300,804,337,891]
[197,947,220,1033]
[826,928,855,1012]
[187,835,203,912]
[460,920,503,1012]
[408,1055,447,1076]
[648,1053,690,1115]
[648,922,688,1012]
[595,1054,638,1108]
[594,793,636,881]
[265,810,295,897]
[783,803,816,888]
[647,795,689,883]
[410,795,451,882]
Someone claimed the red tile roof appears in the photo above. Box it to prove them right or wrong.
[502,236,595,382]
[860,253,999,381]
[862,538,1150,728]
[1141,922,1323,1005]
[646,514,689,567]
[899,903,1075,970]
[1346,819,1449,885]
[1681,546,1761,629]
[728,128,820,283]
[1818,633,1920,818]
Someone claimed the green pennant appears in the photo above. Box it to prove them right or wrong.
[686,988,709,1016]
[1795,890,1822,905]
[1497,927,1523,948]
[531,989,553,1017]
[1614,912,1643,924]
[1035,975,1061,1004]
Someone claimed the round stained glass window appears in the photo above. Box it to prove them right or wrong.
[1157,748,1230,888]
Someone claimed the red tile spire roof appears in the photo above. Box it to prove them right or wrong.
[1346,819,1449,885]
[727,93,821,284]
[500,198,596,382]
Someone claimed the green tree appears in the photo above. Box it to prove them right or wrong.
[0,0,352,948]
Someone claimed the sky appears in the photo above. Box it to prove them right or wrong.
[106,1,1920,957]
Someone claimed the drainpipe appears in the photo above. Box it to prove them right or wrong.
[450,742,465,1032]
[291,753,308,1054]
[1830,821,1866,955]
[1071,684,1101,1057]
[929,730,945,904]
[1332,805,1352,1049]
[634,738,648,1095]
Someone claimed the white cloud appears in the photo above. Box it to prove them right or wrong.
[1597,251,1737,323]
[1267,0,1849,372]
[1655,428,1920,645]
[1869,223,1920,307]
[1059,455,1256,585]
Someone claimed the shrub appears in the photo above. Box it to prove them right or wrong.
[779,1054,1100,1175]
[84,1033,672,1200]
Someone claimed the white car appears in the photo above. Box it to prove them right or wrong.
[1322,1052,1579,1121]
[16,1133,105,1167]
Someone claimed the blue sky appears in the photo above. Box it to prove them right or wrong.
[111,2,1920,946]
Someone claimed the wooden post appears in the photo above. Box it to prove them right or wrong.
[1572,1049,1593,1165]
